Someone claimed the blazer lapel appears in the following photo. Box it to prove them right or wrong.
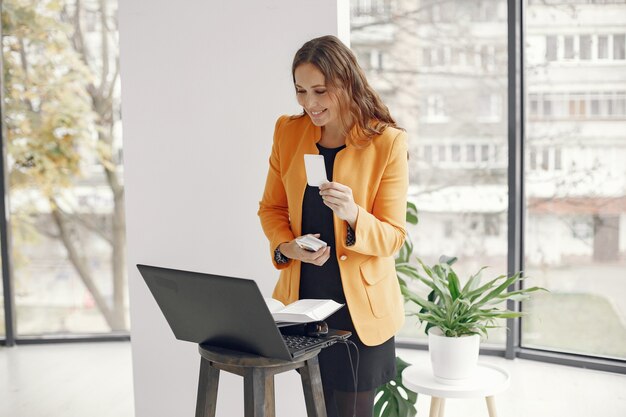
[289,119,321,238]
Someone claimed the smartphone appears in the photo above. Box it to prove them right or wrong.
[295,235,327,252]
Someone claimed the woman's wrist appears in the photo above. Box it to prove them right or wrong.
[346,204,358,229]
[278,241,292,258]
[274,243,290,264]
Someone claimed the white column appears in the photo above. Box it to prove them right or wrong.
[119,1,348,416]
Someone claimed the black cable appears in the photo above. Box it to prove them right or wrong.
[339,340,360,417]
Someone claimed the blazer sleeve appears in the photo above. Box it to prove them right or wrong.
[258,116,295,269]
[348,131,408,257]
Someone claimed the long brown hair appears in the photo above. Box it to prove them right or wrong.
[291,35,401,145]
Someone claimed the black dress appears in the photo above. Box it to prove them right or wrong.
[299,143,396,392]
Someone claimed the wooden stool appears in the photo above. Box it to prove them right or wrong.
[195,344,327,417]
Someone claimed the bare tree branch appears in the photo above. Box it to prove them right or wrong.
[70,0,88,67]
[105,56,120,103]
[50,197,124,330]
[55,202,113,245]
[17,36,36,114]
[97,0,110,98]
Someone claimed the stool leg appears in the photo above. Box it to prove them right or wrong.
[266,372,275,417]
[438,398,446,417]
[244,368,275,417]
[299,355,327,417]
[429,397,441,417]
[486,396,498,417]
[196,358,219,417]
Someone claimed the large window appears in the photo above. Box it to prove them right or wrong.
[524,1,626,360]
[350,0,626,369]
[351,0,509,346]
[1,0,126,340]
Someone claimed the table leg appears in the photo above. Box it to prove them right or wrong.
[438,398,446,417]
[429,397,441,417]
[300,355,327,417]
[265,372,275,417]
[486,396,498,417]
[195,358,219,417]
[244,368,274,417]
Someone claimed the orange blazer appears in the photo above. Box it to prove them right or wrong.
[258,114,408,346]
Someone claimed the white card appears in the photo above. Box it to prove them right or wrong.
[304,154,328,187]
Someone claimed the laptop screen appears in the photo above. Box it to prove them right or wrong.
[137,264,293,360]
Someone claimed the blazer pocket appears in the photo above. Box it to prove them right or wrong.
[359,256,396,318]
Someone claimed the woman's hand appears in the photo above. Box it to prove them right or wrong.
[319,182,358,228]
[279,234,331,266]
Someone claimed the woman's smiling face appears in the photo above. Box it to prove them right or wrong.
[294,63,341,131]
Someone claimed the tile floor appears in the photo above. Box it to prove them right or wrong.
[1,342,625,417]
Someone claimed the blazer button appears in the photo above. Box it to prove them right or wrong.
[339,255,348,261]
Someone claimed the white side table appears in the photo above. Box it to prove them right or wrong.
[402,362,510,417]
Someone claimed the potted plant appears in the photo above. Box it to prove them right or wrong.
[401,256,546,384]
[375,202,544,414]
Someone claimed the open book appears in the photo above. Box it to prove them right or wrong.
[264,298,343,324]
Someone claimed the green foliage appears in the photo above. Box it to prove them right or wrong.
[375,202,420,417]
[405,256,547,338]
[2,0,96,194]
[396,201,418,304]
[373,357,417,417]
[378,200,545,417]
[405,201,418,225]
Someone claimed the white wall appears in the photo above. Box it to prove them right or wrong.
[118,1,349,416]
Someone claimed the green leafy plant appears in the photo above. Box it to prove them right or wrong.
[375,201,546,417]
[373,357,417,417]
[403,256,547,338]
[374,201,419,417]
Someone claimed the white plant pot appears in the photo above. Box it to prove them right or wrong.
[428,327,480,385]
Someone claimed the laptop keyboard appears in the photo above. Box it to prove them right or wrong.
[283,335,323,351]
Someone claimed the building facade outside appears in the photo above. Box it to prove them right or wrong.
[350,0,626,359]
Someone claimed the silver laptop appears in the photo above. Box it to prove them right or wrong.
[137,264,350,361]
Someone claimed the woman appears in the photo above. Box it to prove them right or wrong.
[258,35,408,417]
